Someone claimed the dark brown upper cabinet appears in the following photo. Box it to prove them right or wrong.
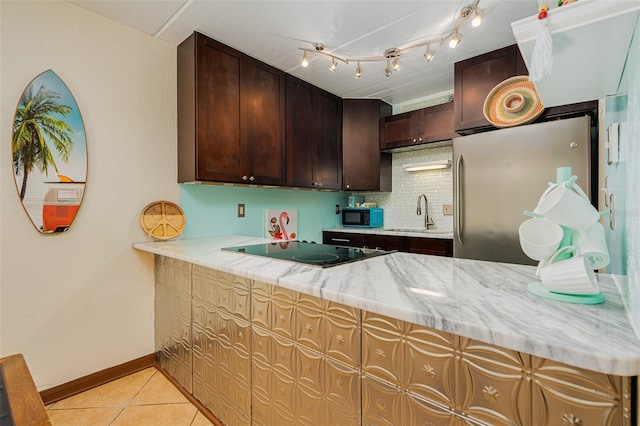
[380,101,458,151]
[178,32,285,184]
[454,44,599,135]
[286,75,343,190]
[343,99,392,192]
[453,44,528,134]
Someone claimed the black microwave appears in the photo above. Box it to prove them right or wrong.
[341,208,384,228]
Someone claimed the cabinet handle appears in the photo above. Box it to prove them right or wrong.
[412,138,417,143]
[242,175,248,181]
[346,184,350,189]
[418,137,423,142]
[249,176,255,182]
[455,154,464,246]
[331,238,350,243]
[312,181,323,187]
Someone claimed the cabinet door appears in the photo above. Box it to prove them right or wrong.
[380,111,419,149]
[286,76,315,187]
[405,237,453,257]
[420,102,459,143]
[343,99,392,192]
[315,90,343,190]
[287,76,343,190]
[454,45,523,133]
[195,34,243,182]
[245,58,286,185]
[322,231,365,247]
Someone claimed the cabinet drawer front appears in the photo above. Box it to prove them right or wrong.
[322,231,365,247]
[364,234,401,251]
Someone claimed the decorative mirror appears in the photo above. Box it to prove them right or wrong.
[12,70,87,234]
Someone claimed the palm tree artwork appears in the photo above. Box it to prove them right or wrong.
[12,70,87,234]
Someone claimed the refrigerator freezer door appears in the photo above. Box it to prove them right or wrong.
[453,116,591,265]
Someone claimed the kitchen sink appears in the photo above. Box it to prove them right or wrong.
[382,227,451,234]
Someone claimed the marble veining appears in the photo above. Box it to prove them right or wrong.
[133,236,640,376]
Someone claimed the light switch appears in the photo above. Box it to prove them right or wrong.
[443,204,454,215]
[238,204,245,217]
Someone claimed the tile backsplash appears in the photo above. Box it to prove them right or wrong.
[358,145,453,231]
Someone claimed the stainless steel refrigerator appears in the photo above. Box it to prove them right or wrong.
[453,115,593,265]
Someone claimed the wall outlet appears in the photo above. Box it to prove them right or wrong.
[443,203,453,215]
[237,203,245,217]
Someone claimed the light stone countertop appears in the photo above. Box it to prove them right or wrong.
[323,227,453,239]
[133,236,640,376]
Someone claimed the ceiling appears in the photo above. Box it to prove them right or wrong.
[67,0,539,106]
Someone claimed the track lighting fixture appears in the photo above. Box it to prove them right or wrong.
[297,0,481,77]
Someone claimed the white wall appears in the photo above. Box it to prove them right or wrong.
[0,1,178,390]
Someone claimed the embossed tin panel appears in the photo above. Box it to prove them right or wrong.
[363,317,404,386]
[232,281,250,321]
[326,357,361,421]
[252,356,273,423]
[251,389,272,426]
[272,334,296,378]
[405,329,456,409]
[531,376,627,426]
[272,289,297,340]
[202,302,216,338]
[459,337,528,370]
[272,369,296,421]
[406,392,459,426]
[296,382,325,426]
[458,354,528,425]
[296,294,325,353]
[531,355,623,398]
[362,374,404,425]
[252,280,271,331]
[296,344,324,396]
[326,301,361,368]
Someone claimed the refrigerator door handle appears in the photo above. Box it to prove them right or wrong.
[455,154,464,245]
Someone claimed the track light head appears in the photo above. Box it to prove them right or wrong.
[424,46,435,62]
[355,61,362,79]
[449,32,462,48]
[330,58,337,72]
[472,9,483,27]
[301,51,309,67]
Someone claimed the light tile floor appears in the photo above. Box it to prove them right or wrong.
[45,367,214,426]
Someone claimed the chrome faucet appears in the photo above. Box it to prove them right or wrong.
[417,194,435,229]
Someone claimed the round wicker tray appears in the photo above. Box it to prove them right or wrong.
[140,200,186,240]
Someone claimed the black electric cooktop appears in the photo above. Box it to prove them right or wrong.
[222,241,392,268]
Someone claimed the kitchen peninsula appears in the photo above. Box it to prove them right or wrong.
[134,236,638,425]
